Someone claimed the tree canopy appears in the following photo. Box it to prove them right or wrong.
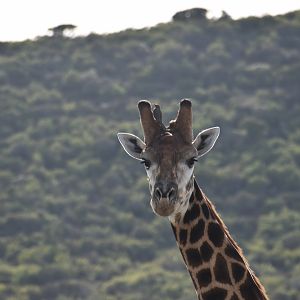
[48,24,77,37]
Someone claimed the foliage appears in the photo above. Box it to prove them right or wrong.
[0,9,300,300]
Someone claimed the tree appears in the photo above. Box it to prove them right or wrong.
[48,24,77,37]
[172,8,208,22]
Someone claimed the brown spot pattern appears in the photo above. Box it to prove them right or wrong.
[225,244,244,263]
[190,219,205,244]
[200,241,213,262]
[214,253,232,284]
[179,229,187,246]
[201,204,210,219]
[202,287,227,300]
[195,185,203,202]
[183,203,200,224]
[240,273,262,299]
[232,262,246,283]
[207,222,224,247]
[196,268,212,287]
[185,248,202,268]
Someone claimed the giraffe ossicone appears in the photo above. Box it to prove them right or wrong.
[117,100,269,300]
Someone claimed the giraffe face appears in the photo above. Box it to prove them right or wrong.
[140,134,197,218]
[118,127,220,219]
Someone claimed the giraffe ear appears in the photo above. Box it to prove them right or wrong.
[192,127,220,158]
[117,133,146,160]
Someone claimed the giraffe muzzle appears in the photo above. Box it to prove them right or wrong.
[151,197,175,216]
[151,182,178,217]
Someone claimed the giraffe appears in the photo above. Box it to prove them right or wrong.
[117,99,269,300]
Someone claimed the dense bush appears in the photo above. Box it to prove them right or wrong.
[0,9,300,300]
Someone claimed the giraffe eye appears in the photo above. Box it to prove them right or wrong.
[141,159,151,170]
[186,157,197,168]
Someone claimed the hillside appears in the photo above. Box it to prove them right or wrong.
[1,9,300,300]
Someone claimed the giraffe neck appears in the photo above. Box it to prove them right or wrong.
[170,180,268,300]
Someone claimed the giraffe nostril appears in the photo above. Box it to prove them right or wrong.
[168,188,176,201]
[155,188,162,200]
[168,188,175,199]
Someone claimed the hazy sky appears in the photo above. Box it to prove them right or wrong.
[1,0,300,41]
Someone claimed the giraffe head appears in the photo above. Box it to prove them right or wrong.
[118,100,219,220]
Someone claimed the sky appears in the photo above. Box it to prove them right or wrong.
[1,0,300,42]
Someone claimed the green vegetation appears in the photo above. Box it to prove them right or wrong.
[1,9,300,300]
